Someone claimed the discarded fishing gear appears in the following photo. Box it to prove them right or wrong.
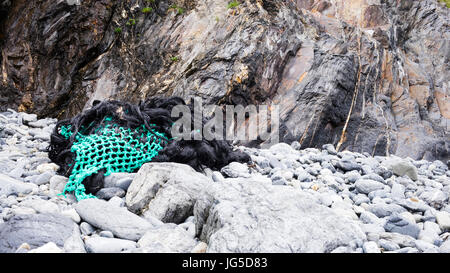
[48,97,250,201]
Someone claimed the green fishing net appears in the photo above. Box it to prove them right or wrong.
[59,117,168,201]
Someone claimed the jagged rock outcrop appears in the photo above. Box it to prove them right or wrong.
[0,0,448,161]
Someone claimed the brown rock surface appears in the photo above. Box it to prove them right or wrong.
[0,0,448,161]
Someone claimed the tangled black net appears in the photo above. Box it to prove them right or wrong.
[47,96,251,200]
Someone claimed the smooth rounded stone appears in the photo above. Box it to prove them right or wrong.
[382,157,418,181]
[6,124,28,136]
[95,187,126,200]
[362,241,381,253]
[305,165,320,176]
[423,179,444,190]
[361,165,374,175]
[251,155,271,169]
[355,179,386,194]
[99,230,114,238]
[393,247,420,253]
[419,189,448,209]
[137,226,198,253]
[27,119,49,128]
[439,240,450,253]
[322,144,337,155]
[269,168,292,179]
[20,113,37,124]
[61,208,81,223]
[321,161,336,173]
[2,195,19,207]
[18,196,59,214]
[367,203,407,218]
[309,153,326,163]
[269,143,294,155]
[271,175,288,186]
[422,209,437,222]
[126,163,212,224]
[80,222,96,236]
[221,162,250,178]
[0,213,77,253]
[335,158,361,172]
[108,196,126,208]
[211,171,224,182]
[8,167,24,179]
[431,160,448,171]
[379,232,416,248]
[103,173,136,191]
[361,173,385,184]
[195,177,366,253]
[435,211,450,231]
[318,192,335,207]
[49,175,68,193]
[397,198,430,212]
[372,165,393,179]
[288,140,301,151]
[343,168,359,180]
[191,242,208,253]
[32,171,54,186]
[415,240,439,253]
[399,211,417,224]
[319,168,333,177]
[27,128,42,137]
[390,183,406,200]
[85,236,137,253]
[281,157,301,169]
[368,189,390,200]
[360,223,385,235]
[379,239,400,251]
[294,169,312,182]
[353,205,366,216]
[266,154,286,169]
[33,133,50,141]
[5,206,36,219]
[39,184,49,192]
[0,173,37,196]
[424,221,442,234]
[384,214,421,239]
[75,198,154,241]
[36,163,59,174]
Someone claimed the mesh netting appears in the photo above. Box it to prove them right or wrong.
[59,117,168,201]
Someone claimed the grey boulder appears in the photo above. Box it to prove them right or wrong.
[125,163,212,224]
[194,177,366,252]
[75,198,154,241]
[382,157,418,181]
[0,174,37,196]
[0,213,76,253]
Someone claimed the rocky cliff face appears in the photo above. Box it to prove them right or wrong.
[0,0,448,161]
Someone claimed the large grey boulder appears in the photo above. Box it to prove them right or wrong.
[125,163,212,224]
[0,213,76,253]
[75,198,154,241]
[194,178,366,253]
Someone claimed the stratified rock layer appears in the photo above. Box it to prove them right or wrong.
[0,0,448,160]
